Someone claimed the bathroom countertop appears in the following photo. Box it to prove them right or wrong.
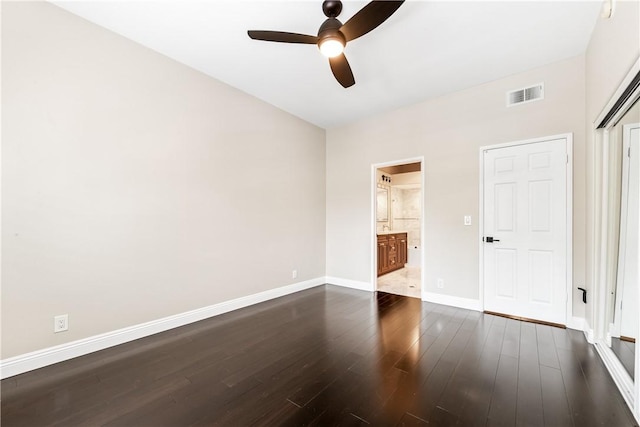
[377,230,408,235]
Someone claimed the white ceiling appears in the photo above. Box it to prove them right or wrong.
[52,1,601,129]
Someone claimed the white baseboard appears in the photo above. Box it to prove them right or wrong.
[0,277,325,379]
[566,316,586,332]
[325,276,373,292]
[422,291,482,311]
[594,341,635,409]
[582,318,595,343]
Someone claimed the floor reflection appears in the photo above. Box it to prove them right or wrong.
[611,337,635,379]
[374,292,423,419]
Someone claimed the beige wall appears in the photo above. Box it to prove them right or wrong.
[584,0,640,328]
[326,55,587,316]
[1,2,326,358]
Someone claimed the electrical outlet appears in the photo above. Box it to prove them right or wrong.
[292,269,298,279]
[437,278,444,289]
[464,215,472,226]
[54,314,68,333]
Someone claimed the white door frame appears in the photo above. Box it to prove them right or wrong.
[371,156,425,297]
[478,133,574,326]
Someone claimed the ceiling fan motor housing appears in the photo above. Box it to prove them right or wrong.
[317,18,345,48]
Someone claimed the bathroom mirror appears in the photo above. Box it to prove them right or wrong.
[376,187,389,222]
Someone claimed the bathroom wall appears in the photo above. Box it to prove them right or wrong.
[391,187,421,247]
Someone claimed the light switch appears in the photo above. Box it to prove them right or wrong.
[464,215,472,226]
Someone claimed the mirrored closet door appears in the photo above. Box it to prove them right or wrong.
[605,100,640,381]
[595,61,640,419]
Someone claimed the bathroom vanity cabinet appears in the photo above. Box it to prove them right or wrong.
[377,232,408,277]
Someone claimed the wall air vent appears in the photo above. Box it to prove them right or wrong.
[506,83,544,107]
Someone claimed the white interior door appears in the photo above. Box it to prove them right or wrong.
[483,137,568,325]
[618,124,639,340]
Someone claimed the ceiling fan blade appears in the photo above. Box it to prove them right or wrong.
[247,30,319,44]
[340,1,404,42]
[329,53,355,88]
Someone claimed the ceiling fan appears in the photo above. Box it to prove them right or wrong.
[247,0,405,88]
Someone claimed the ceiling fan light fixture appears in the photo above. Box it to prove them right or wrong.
[319,37,344,57]
[247,0,405,87]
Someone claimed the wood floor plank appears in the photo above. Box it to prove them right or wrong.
[396,412,428,426]
[366,367,420,425]
[556,346,606,427]
[487,354,518,426]
[536,323,561,369]
[540,365,572,427]
[248,399,301,426]
[500,318,521,358]
[516,322,544,426]
[286,351,361,407]
[295,369,367,425]
[428,406,458,426]
[570,343,637,426]
[433,327,475,415]
[456,314,506,426]
[1,285,636,427]
[348,366,407,424]
[404,358,457,422]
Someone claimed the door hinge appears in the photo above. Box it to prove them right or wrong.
[566,154,569,164]
[628,147,631,158]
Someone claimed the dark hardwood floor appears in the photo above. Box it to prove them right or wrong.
[1,285,637,426]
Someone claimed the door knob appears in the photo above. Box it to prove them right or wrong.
[484,236,500,243]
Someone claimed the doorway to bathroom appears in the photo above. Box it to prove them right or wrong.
[373,158,424,299]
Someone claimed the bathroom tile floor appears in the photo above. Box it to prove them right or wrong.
[376,266,421,298]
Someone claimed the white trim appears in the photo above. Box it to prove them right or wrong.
[420,160,426,302]
[566,316,585,332]
[583,318,595,344]
[594,57,640,128]
[478,133,574,325]
[566,135,574,324]
[478,148,485,311]
[599,130,611,336]
[422,292,482,312]
[326,276,373,292]
[370,156,426,299]
[594,342,635,410]
[594,129,608,343]
[0,277,325,379]
[479,132,573,152]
